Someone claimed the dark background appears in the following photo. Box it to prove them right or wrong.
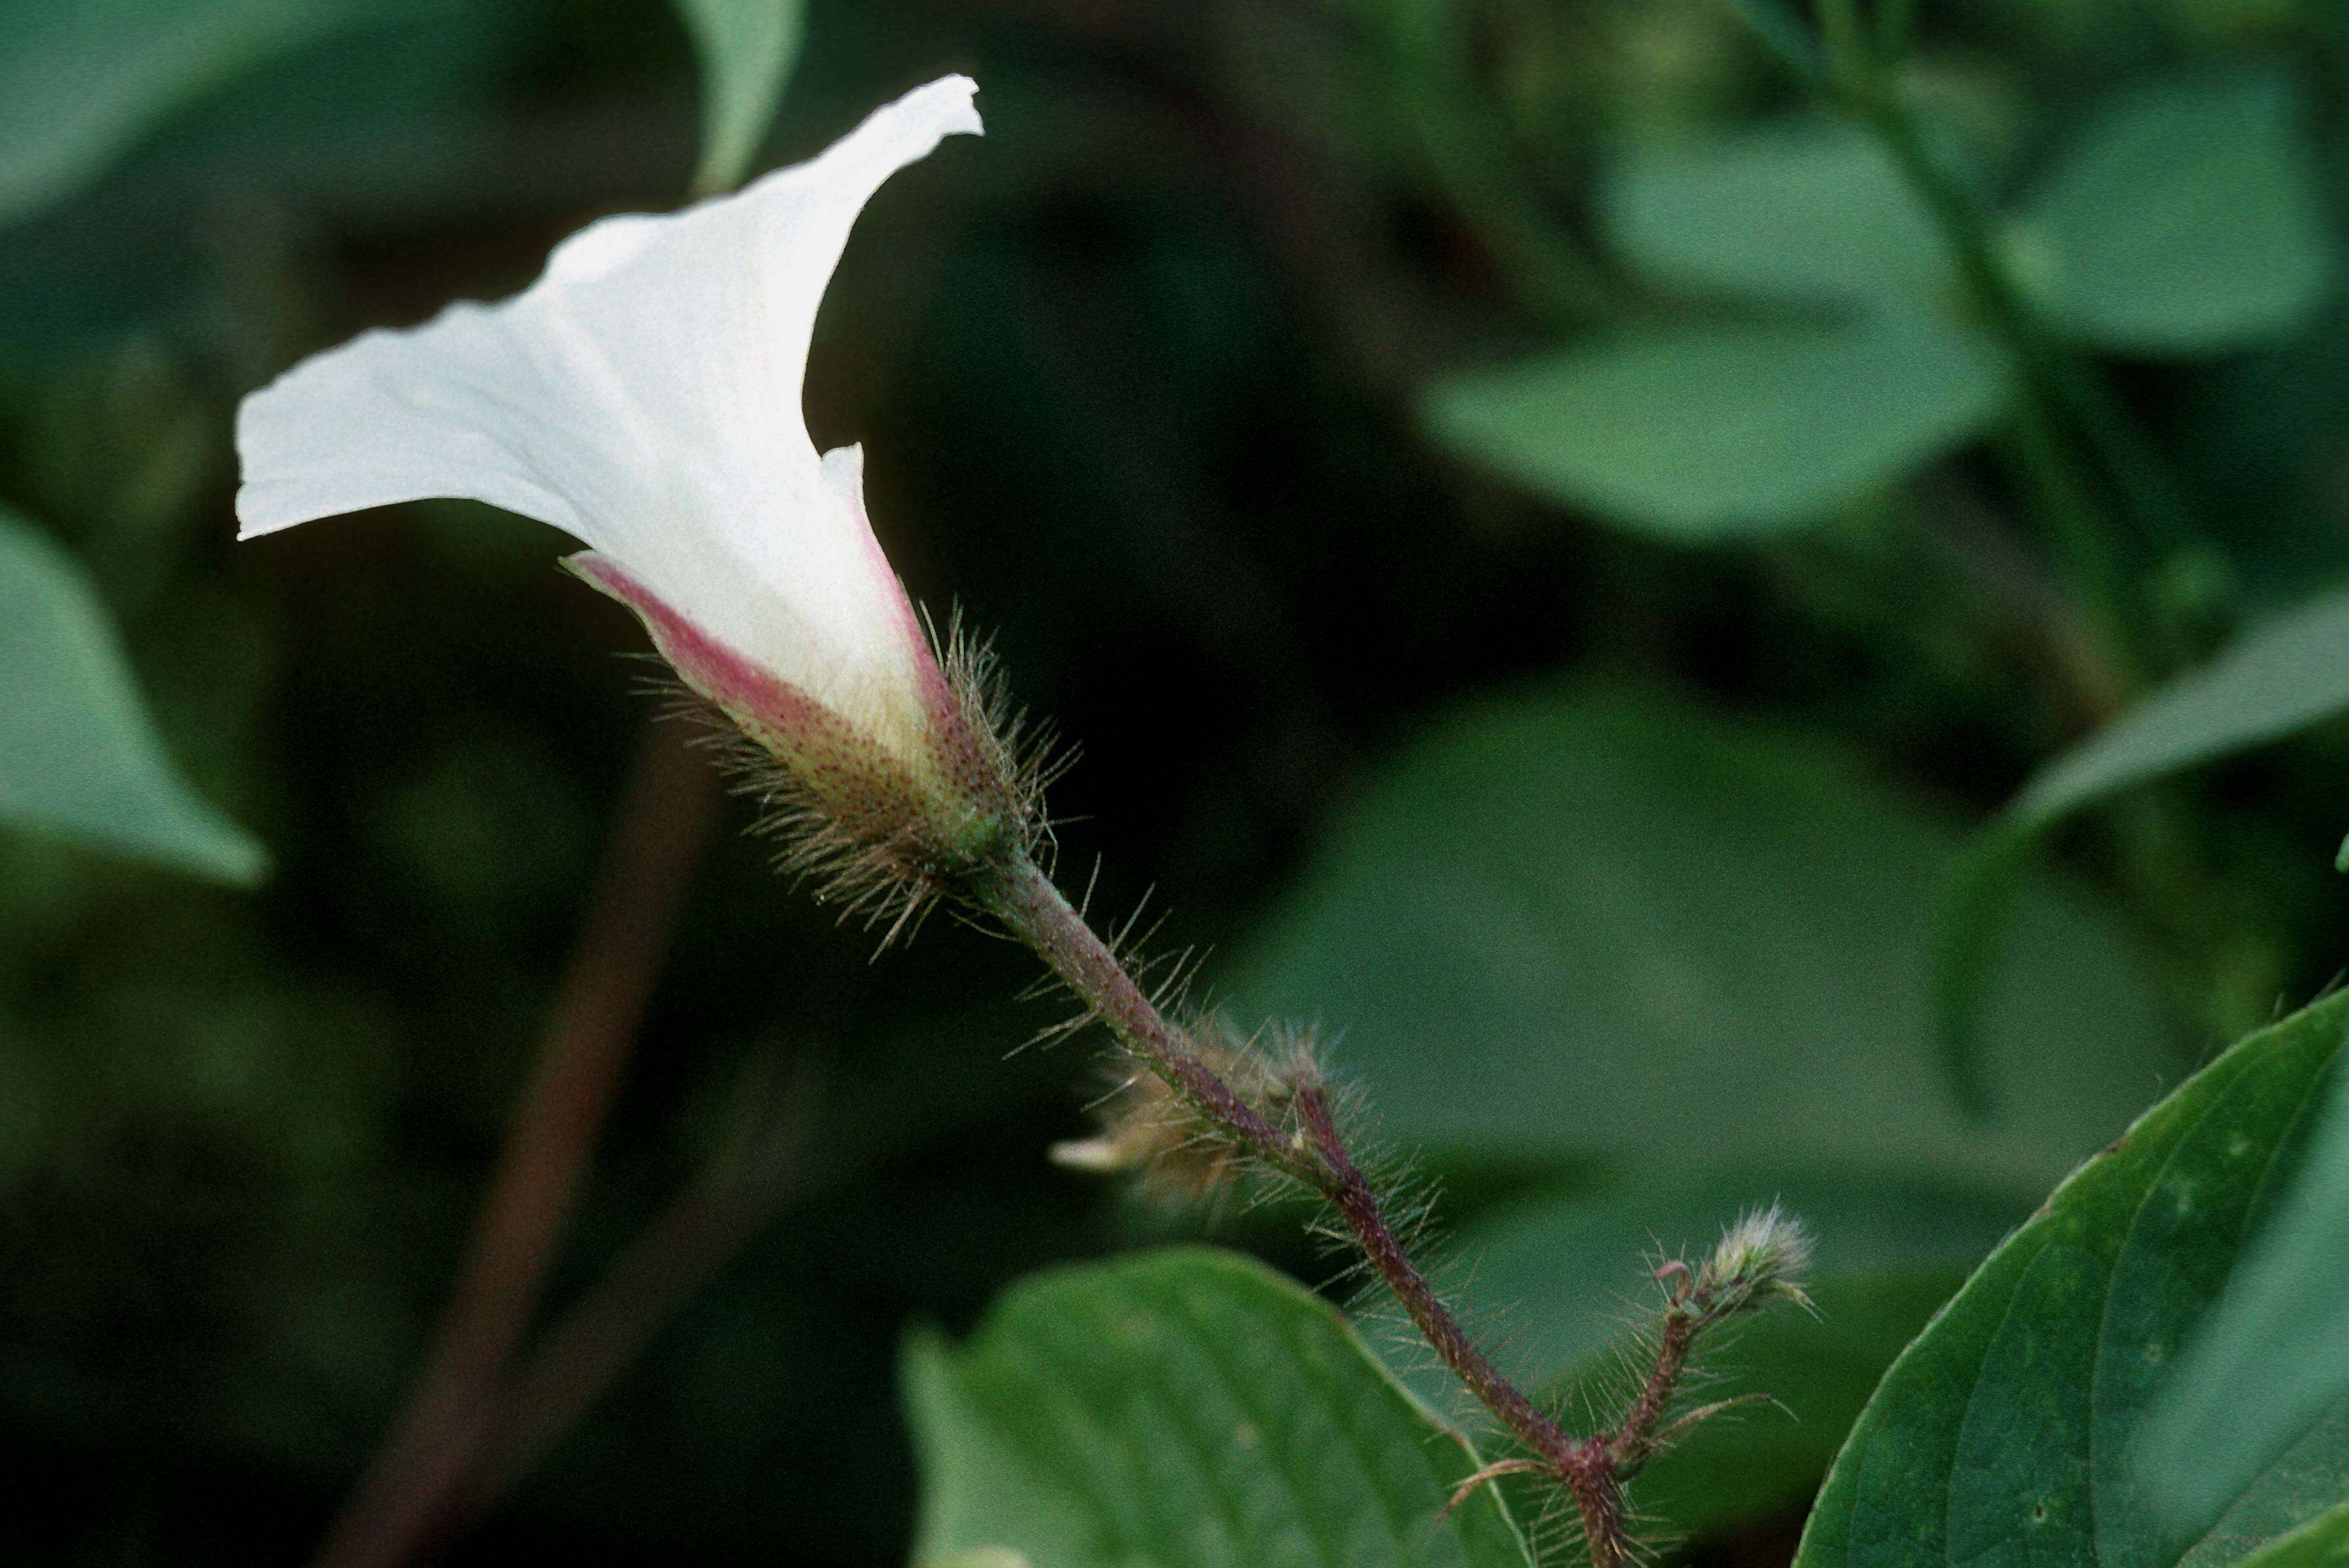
[6,1,2349,1564]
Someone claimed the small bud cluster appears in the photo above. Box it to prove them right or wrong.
[1600,1202,1816,1501]
[1679,1202,1816,1324]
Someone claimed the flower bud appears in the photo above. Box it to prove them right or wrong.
[1687,1203,1815,1322]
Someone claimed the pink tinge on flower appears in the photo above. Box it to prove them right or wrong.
[232,74,984,782]
[563,551,840,753]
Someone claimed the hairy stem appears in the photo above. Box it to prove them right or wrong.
[1291,1078,1572,1465]
[981,852,1318,1187]
[979,850,1638,1562]
[1608,1308,1697,1475]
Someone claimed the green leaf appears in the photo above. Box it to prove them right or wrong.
[0,0,399,226]
[2137,1039,2349,1531]
[1401,1171,2025,1539]
[1602,121,1953,318]
[2233,1504,2349,1568]
[0,7,507,350]
[674,0,806,195]
[1928,819,2047,1115]
[1717,0,1827,86]
[1935,583,2349,1105]
[1793,993,2349,1568]
[1420,318,2004,540]
[904,1247,1532,1568]
[1227,682,2174,1200]
[0,510,265,884]
[2014,71,2335,355]
[2013,583,2349,832]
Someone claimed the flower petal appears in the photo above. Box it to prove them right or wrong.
[234,74,981,751]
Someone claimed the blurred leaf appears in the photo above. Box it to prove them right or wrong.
[2136,1035,2349,1532]
[1227,682,2173,1199]
[0,198,202,350]
[1602,121,1951,317]
[1420,319,2003,540]
[904,1247,1532,1568]
[1928,820,2045,1115]
[2234,1505,2349,1568]
[1407,1171,2024,1540]
[1718,0,1827,84]
[2014,71,2335,354]
[0,0,394,226]
[2012,583,2349,832]
[0,507,264,884]
[0,6,514,356]
[676,0,807,195]
[1935,583,2349,1104]
[1794,992,2349,1568]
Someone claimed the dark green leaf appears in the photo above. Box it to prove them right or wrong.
[0,508,265,884]
[1717,0,1827,85]
[2138,1037,2349,1530]
[2012,583,2349,833]
[1602,121,1951,318]
[1420,319,2003,539]
[1793,994,2349,1568]
[2014,71,2335,355]
[1401,1172,2024,1539]
[1936,583,2349,1106]
[1928,819,2046,1115]
[1228,683,2174,1199]
[0,0,398,225]
[674,0,807,195]
[2234,1505,2349,1568]
[904,1247,1532,1568]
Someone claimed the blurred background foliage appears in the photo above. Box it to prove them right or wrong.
[5,0,2349,1563]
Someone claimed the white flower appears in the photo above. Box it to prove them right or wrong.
[235,74,983,781]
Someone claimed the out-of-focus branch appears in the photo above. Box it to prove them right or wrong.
[309,718,718,1568]
[1807,0,2180,690]
[446,1059,820,1526]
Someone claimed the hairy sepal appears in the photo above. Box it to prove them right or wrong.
[568,551,1040,934]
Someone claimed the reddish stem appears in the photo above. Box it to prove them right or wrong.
[1611,1308,1698,1475]
[983,851,1635,1561]
[981,853,1312,1183]
[1290,1081,1573,1467]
